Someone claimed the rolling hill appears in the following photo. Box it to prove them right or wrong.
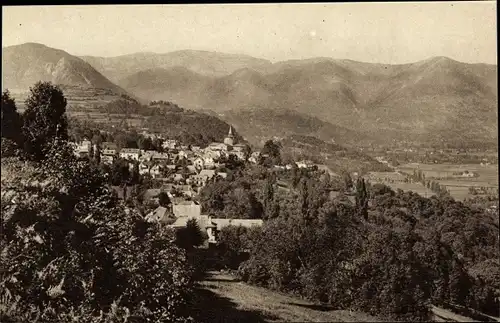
[112,55,497,148]
[1,43,132,108]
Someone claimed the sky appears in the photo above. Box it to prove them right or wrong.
[2,3,497,64]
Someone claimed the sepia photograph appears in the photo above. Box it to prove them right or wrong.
[1,3,498,322]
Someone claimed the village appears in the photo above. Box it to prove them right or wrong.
[69,126,318,245]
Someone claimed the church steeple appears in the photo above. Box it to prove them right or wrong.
[224,125,235,146]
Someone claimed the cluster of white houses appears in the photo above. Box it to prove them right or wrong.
[71,126,316,176]
[72,126,260,173]
[70,126,320,244]
[70,127,266,243]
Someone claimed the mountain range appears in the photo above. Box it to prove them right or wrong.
[111,56,497,147]
[80,50,272,83]
[2,42,497,148]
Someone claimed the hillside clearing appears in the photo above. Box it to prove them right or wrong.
[188,271,381,322]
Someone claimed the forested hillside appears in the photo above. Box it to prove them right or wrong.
[70,97,244,147]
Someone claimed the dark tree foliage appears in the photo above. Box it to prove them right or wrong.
[261,140,282,165]
[129,161,140,185]
[355,178,368,220]
[176,219,204,251]
[1,143,194,322]
[109,158,131,186]
[199,168,264,219]
[211,164,499,320]
[21,82,68,161]
[158,191,171,207]
[1,90,23,149]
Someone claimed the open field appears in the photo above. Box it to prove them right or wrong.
[398,163,498,184]
[188,271,382,322]
[397,163,498,200]
[365,171,436,197]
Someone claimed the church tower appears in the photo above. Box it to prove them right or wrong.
[223,125,235,146]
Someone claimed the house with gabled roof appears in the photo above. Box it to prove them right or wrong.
[145,206,174,224]
[192,169,216,186]
[120,148,141,161]
[172,200,201,218]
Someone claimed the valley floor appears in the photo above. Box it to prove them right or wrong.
[188,271,381,322]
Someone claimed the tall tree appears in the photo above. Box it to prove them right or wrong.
[1,90,23,147]
[263,175,276,219]
[129,161,140,185]
[355,178,369,220]
[21,82,68,161]
[342,172,353,192]
[176,219,204,250]
[291,162,301,188]
[94,143,101,164]
[261,140,282,165]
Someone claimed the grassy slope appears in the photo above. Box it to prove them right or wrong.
[190,272,494,322]
[189,271,381,323]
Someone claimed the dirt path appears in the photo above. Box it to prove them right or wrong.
[187,271,381,322]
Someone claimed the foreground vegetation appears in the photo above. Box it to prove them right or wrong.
[1,83,196,322]
[210,163,499,321]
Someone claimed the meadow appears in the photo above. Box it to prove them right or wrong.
[364,171,436,197]
[397,163,498,200]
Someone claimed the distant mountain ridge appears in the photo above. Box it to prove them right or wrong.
[2,43,127,93]
[2,43,497,148]
[111,55,497,147]
[2,42,134,108]
[80,49,273,82]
